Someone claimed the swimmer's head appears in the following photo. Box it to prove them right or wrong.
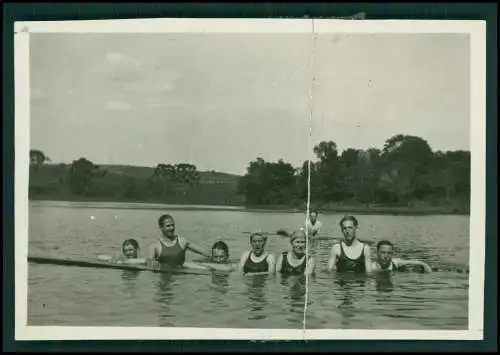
[376,240,394,268]
[309,210,318,223]
[339,215,359,242]
[122,239,139,259]
[211,241,229,264]
[158,214,175,237]
[290,230,307,256]
[249,232,267,255]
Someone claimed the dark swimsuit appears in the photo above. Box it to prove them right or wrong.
[243,252,269,273]
[157,237,186,267]
[280,252,307,276]
[336,242,367,273]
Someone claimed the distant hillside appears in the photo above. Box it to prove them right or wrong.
[99,165,241,184]
[29,163,245,206]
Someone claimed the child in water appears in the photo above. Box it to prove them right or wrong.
[97,239,147,265]
[210,241,230,264]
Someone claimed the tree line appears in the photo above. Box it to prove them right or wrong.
[28,150,240,205]
[237,134,470,212]
[29,133,471,213]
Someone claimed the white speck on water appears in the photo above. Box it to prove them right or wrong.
[90,216,95,220]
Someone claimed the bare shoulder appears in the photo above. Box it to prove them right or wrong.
[330,243,341,253]
[177,236,189,249]
[240,250,251,260]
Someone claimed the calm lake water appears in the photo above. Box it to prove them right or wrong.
[27,200,470,329]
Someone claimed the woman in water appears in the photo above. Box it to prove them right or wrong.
[97,238,147,265]
[276,230,316,276]
[237,232,276,275]
[149,214,210,268]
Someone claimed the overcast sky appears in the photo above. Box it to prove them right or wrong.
[30,33,470,175]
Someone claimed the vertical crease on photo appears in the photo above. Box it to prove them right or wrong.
[303,18,316,340]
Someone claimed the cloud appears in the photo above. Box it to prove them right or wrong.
[105,101,131,111]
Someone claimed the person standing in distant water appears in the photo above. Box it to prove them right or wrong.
[238,232,276,275]
[276,230,315,276]
[327,215,372,273]
[301,210,322,254]
[372,240,432,273]
[149,214,210,268]
[305,210,322,238]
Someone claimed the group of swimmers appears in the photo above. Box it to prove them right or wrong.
[100,212,432,276]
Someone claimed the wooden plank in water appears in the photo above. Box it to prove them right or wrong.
[27,256,219,275]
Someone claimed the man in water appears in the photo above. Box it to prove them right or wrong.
[305,210,322,238]
[372,240,432,273]
[327,215,372,273]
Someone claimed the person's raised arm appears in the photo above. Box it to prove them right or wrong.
[327,244,339,272]
[181,237,210,258]
[306,257,316,275]
[364,244,373,273]
[238,251,250,274]
[267,253,276,273]
[149,242,159,260]
[275,253,283,273]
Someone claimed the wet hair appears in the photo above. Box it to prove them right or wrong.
[339,215,359,228]
[212,241,229,257]
[250,232,267,243]
[376,240,394,250]
[290,229,306,243]
[158,214,175,227]
[309,210,319,216]
[122,238,140,252]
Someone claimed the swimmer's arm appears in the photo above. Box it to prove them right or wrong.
[267,254,276,273]
[364,244,373,272]
[181,238,210,258]
[117,258,147,265]
[237,251,250,274]
[306,257,316,275]
[275,254,283,273]
[327,244,339,271]
[395,259,433,273]
[149,243,159,260]
[97,254,113,262]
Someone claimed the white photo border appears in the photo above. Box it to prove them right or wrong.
[14,18,486,341]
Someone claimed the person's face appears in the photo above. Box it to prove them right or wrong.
[377,245,394,267]
[309,212,317,223]
[122,243,137,259]
[291,237,306,255]
[211,248,228,264]
[340,220,357,242]
[160,218,175,237]
[250,235,266,254]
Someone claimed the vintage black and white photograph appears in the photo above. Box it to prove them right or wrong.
[15,18,485,340]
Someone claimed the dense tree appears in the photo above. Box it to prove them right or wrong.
[68,158,105,196]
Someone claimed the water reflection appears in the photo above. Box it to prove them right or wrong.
[245,274,269,321]
[155,273,175,326]
[374,272,395,293]
[208,272,231,311]
[120,270,141,297]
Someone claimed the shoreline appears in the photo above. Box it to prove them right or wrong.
[29,196,470,216]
